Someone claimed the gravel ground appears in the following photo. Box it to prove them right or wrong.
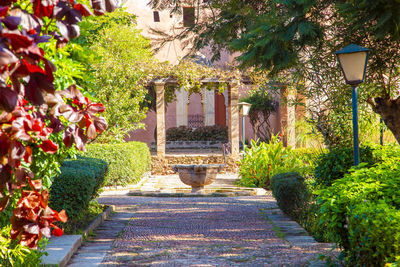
[97,195,336,266]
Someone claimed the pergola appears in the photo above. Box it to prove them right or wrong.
[150,78,243,157]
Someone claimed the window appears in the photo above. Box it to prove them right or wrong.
[183,7,195,27]
[153,11,160,22]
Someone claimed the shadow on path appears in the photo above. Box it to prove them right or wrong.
[93,196,334,266]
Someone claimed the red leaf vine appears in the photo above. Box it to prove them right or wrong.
[0,0,115,248]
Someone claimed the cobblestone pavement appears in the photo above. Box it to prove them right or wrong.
[97,195,335,266]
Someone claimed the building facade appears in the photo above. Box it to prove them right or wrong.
[124,0,287,148]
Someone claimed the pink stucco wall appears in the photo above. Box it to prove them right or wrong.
[187,93,203,124]
[126,101,177,144]
[127,88,281,146]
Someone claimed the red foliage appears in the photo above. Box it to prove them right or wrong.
[11,181,68,248]
[0,0,115,249]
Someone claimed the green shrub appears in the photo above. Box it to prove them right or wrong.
[286,147,400,247]
[314,146,377,186]
[166,126,193,141]
[370,143,400,161]
[347,201,400,266]
[166,125,228,142]
[317,158,400,256]
[50,167,95,219]
[271,172,310,219]
[0,225,47,266]
[85,141,151,187]
[300,203,330,243]
[270,170,331,243]
[191,125,228,142]
[238,135,304,188]
[62,156,108,199]
[63,201,106,234]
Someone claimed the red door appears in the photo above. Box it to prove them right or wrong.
[214,91,226,126]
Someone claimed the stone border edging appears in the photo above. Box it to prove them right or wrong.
[41,235,82,267]
[82,205,114,238]
[260,198,337,265]
[42,205,115,266]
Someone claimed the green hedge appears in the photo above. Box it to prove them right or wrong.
[314,146,378,186]
[317,157,400,265]
[166,125,228,142]
[85,141,151,186]
[271,172,310,219]
[347,201,400,266]
[50,167,95,219]
[62,156,108,199]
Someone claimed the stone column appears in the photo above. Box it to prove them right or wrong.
[280,85,296,148]
[287,90,296,148]
[295,90,306,121]
[155,81,166,157]
[228,81,240,156]
[203,88,215,126]
[176,87,188,126]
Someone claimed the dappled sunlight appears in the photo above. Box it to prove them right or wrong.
[211,228,265,232]
[95,186,339,265]
[100,195,334,266]
[135,208,223,214]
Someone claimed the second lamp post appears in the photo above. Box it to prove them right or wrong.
[334,44,369,166]
[238,102,252,150]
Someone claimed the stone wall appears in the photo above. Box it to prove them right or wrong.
[151,155,240,175]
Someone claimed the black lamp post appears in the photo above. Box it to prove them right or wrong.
[334,44,369,166]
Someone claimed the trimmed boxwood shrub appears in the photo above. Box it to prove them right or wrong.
[270,172,329,243]
[85,141,151,186]
[271,172,310,219]
[50,167,95,219]
[62,156,108,199]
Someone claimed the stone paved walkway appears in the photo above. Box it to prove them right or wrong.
[67,174,337,266]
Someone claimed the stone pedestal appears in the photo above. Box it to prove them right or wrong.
[172,164,225,193]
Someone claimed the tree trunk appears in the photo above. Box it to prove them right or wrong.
[373,96,400,144]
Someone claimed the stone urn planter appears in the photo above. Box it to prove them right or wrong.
[171,164,225,193]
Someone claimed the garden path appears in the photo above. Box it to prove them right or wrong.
[67,174,336,266]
